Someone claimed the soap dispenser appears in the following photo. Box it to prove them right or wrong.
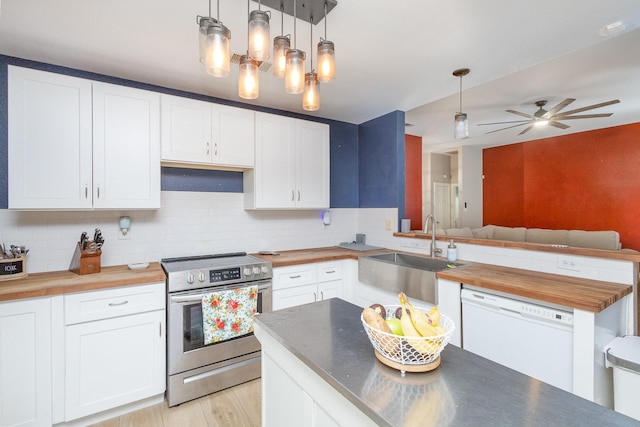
[447,239,458,262]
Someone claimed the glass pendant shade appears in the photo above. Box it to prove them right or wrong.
[303,73,320,111]
[272,35,290,78]
[248,10,270,61]
[454,112,468,139]
[317,40,335,83]
[238,55,259,99]
[198,17,215,64]
[285,49,305,94]
[205,22,231,77]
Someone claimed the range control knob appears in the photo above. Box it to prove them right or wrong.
[198,272,206,282]
[261,265,269,274]
[244,267,253,276]
[187,273,195,284]
[253,266,261,275]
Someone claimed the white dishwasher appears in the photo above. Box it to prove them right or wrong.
[461,287,574,392]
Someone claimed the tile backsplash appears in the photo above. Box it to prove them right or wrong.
[0,191,398,274]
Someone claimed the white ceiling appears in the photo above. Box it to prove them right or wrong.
[1,0,639,153]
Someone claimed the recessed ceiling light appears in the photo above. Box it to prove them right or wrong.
[599,21,626,37]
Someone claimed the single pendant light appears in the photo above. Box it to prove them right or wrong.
[317,1,335,83]
[198,16,215,64]
[303,18,320,111]
[204,0,231,77]
[453,68,470,139]
[239,0,259,99]
[285,0,305,94]
[248,0,270,61]
[272,4,290,78]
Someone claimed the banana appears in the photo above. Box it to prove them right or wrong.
[427,305,441,326]
[399,292,439,337]
[399,301,421,338]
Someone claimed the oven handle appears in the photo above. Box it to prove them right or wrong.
[170,281,271,304]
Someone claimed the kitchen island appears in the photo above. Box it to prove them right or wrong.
[254,298,639,427]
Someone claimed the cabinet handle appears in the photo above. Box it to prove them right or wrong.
[85,184,88,199]
[159,322,162,337]
[314,292,317,301]
[207,141,210,155]
[289,275,301,279]
[320,291,324,300]
[97,185,100,199]
[108,300,129,307]
[291,190,295,201]
[297,190,300,201]
[214,142,218,156]
[326,270,336,274]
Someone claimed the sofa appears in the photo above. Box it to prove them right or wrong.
[439,224,622,251]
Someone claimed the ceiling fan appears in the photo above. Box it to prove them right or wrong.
[478,98,620,135]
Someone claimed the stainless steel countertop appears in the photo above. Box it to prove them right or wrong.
[255,298,639,427]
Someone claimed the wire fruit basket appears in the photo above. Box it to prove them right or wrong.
[361,305,455,374]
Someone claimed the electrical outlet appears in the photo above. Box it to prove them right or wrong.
[385,219,392,231]
[557,256,580,271]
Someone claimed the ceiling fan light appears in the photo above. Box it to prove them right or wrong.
[205,21,231,78]
[454,112,468,139]
[248,10,270,61]
[198,17,216,64]
[534,119,549,127]
[272,35,290,78]
[285,49,306,94]
[317,40,335,83]
[238,55,259,99]
[303,72,320,111]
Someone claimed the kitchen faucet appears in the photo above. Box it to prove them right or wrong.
[423,214,442,258]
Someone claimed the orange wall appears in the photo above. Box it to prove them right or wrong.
[483,122,640,250]
[405,134,422,230]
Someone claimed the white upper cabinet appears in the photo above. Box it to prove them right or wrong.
[161,94,254,170]
[244,112,329,209]
[8,66,161,210]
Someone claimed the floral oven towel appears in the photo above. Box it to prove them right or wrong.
[202,285,258,346]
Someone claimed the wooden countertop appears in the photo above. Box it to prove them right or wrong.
[438,263,632,312]
[0,262,166,302]
[254,247,632,313]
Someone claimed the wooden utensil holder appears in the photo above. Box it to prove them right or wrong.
[69,242,102,275]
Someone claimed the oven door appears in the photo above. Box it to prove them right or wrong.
[167,279,272,376]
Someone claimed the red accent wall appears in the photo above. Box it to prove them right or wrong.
[483,122,640,250]
[405,134,422,230]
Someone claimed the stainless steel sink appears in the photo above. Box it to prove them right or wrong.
[358,252,466,305]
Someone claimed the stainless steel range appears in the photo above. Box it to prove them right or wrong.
[161,252,272,407]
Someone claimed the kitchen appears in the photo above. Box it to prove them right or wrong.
[2,0,640,426]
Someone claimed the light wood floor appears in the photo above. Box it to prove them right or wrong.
[89,379,261,427]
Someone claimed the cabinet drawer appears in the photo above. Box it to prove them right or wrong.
[317,262,343,283]
[273,266,317,290]
[64,282,165,325]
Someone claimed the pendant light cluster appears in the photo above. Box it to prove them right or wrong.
[197,0,336,111]
[453,68,470,139]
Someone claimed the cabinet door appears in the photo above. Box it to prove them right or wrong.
[253,112,296,208]
[8,66,93,209]
[318,280,344,302]
[295,120,330,208]
[212,105,254,168]
[160,94,212,164]
[64,310,165,421]
[92,82,161,209]
[0,297,52,427]
[272,284,317,310]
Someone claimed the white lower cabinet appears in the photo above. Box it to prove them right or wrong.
[272,262,344,310]
[63,282,166,422]
[0,297,53,427]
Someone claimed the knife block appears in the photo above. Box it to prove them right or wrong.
[69,242,102,275]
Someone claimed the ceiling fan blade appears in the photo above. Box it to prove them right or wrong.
[543,98,575,118]
[477,119,531,126]
[506,109,535,119]
[547,120,570,130]
[518,124,535,135]
[553,99,620,117]
[484,122,530,134]
[553,113,613,120]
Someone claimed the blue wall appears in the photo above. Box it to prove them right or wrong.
[0,55,360,208]
[357,111,406,219]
